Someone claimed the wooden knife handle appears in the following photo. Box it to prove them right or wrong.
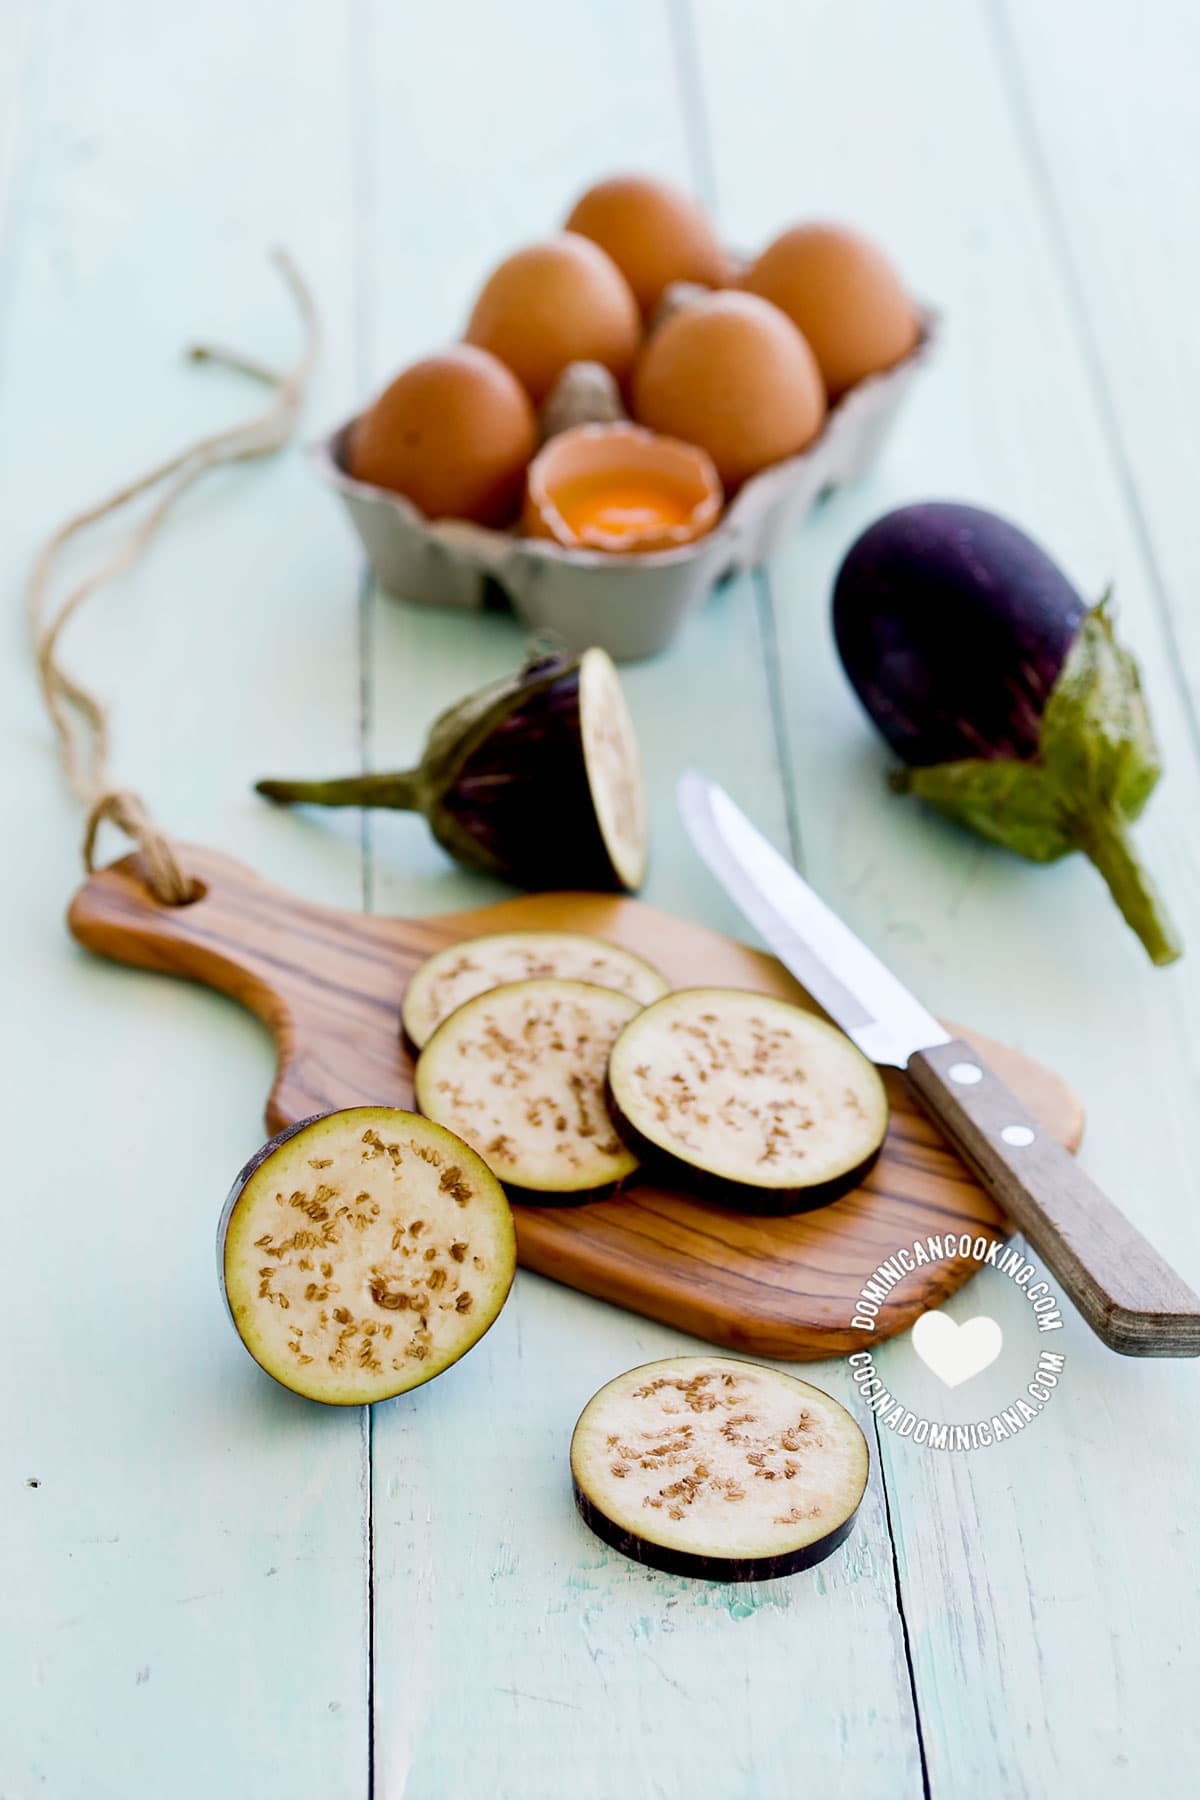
[908,1038,1200,1357]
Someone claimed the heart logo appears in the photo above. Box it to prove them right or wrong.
[911,1310,1003,1389]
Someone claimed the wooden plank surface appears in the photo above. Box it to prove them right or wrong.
[0,3,370,1796]
[358,6,923,1794]
[997,0,1200,712]
[693,0,1200,1792]
[4,1,1200,1796]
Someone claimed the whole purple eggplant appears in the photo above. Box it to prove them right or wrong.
[833,502,1180,966]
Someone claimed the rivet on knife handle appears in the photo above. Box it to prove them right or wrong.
[907,1038,1200,1358]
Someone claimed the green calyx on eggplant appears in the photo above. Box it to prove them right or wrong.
[833,502,1181,966]
[256,646,648,893]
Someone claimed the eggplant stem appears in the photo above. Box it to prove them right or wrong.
[1077,813,1182,966]
[255,769,426,813]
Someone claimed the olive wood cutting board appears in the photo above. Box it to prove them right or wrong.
[69,846,1084,1359]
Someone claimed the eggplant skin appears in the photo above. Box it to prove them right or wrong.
[439,663,629,891]
[603,1075,882,1216]
[572,1477,861,1582]
[216,1114,326,1314]
[833,502,1086,765]
[502,1176,634,1211]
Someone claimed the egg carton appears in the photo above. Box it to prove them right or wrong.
[312,308,939,662]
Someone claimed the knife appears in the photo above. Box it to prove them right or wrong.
[678,768,1200,1358]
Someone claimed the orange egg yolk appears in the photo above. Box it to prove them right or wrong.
[550,472,695,542]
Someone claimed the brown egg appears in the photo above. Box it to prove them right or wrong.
[742,224,920,399]
[564,174,733,318]
[465,234,641,404]
[347,345,536,526]
[632,291,826,491]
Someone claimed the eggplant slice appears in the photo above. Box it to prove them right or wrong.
[220,1108,515,1404]
[576,646,648,892]
[607,987,888,1213]
[402,929,669,1051]
[415,978,640,1201]
[571,1355,869,1581]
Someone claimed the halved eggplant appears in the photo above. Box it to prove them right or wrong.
[256,646,649,893]
[571,1355,869,1581]
[606,987,888,1213]
[219,1107,515,1404]
[402,930,669,1051]
[414,978,641,1201]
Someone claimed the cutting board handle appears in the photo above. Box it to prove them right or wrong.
[67,846,411,1129]
[69,846,305,1028]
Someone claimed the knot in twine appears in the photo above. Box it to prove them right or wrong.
[27,249,319,904]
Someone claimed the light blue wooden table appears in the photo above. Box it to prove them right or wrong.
[5,3,1199,1795]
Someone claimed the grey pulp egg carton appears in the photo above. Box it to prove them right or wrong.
[313,308,939,663]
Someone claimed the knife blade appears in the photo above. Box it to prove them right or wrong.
[677,767,948,1066]
[677,767,1200,1357]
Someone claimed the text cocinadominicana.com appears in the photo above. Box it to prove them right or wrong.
[847,1347,1066,1449]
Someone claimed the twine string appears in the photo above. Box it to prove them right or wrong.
[27,249,319,904]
